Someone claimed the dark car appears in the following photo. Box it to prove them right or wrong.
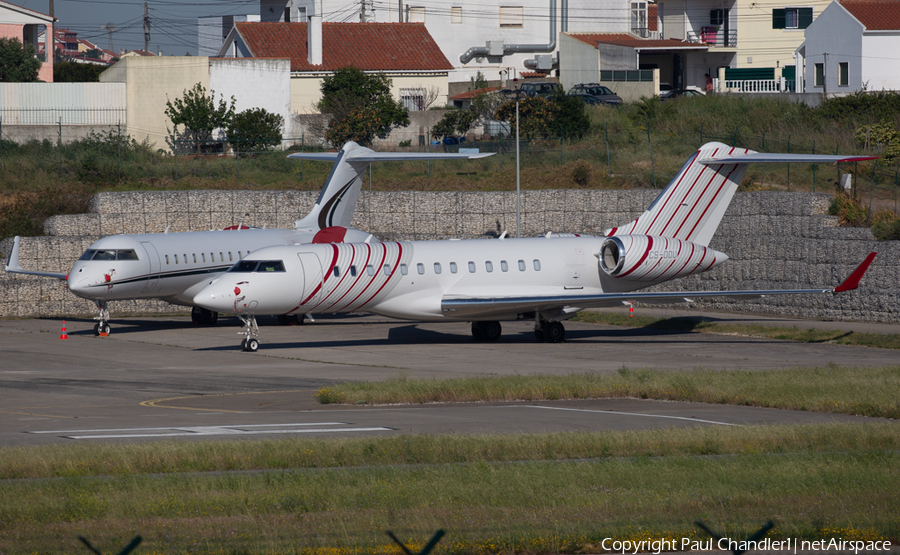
[518,81,560,98]
[660,89,705,101]
[568,83,623,106]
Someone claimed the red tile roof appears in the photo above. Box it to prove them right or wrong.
[649,4,658,32]
[840,0,900,30]
[520,71,548,78]
[235,22,453,72]
[449,86,500,100]
[568,33,708,50]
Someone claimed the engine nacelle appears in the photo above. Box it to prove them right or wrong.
[599,235,727,282]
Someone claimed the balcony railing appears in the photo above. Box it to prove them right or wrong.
[686,28,737,47]
[722,78,794,93]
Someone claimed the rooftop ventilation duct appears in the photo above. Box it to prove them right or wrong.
[459,0,559,64]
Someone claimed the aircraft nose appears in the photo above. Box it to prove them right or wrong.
[194,280,253,314]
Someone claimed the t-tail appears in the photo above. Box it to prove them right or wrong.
[290,142,494,232]
[605,141,877,247]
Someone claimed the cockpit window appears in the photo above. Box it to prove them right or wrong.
[93,250,117,261]
[79,249,97,261]
[116,250,138,260]
[229,260,285,273]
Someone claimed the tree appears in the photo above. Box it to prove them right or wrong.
[317,66,409,147]
[494,89,590,140]
[165,83,236,153]
[227,108,284,154]
[431,108,478,140]
[0,37,42,82]
[54,61,106,82]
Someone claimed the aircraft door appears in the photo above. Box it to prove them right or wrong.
[297,252,323,309]
[140,242,161,293]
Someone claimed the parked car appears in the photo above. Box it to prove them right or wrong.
[658,82,674,98]
[518,81,560,98]
[660,89,705,101]
[567,83,623,106]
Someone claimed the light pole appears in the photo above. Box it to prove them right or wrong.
[515,93,521,238]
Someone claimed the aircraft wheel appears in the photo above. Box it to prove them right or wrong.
[471,322,485,341]
[534,329,545,342]
[191,307,203,325]
[543,321,565,343]
[245,338,259,352]
[93,323,101,336]
[209,311,218,325]
[241,338,247,351]
[482,321,502,341]
[101,323,111,335]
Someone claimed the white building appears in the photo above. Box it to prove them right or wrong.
[796,0,900,94]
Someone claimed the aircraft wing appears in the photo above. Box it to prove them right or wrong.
[698,152,878,164]
[441,252,877,318]
[4,237,68,280]
[287,151,494,162]
[285,152,341,161]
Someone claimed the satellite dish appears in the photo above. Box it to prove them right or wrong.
[104,22,115,52]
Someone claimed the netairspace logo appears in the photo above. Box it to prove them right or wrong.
[600,538,892,554]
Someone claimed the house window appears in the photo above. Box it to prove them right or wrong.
[710,8,724,25]
[814,63,824,87]
[499,6,524,28]
[773,7,812,29]
[408,6,425,22]
[839,62,848,86]
[631,2,647,36]
[451,6,462,23]
[401,88,426,111]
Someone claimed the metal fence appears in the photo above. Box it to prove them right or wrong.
[0,107,126,126]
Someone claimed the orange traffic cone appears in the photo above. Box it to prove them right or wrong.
[60,320,69,339]
[628,302,634,318]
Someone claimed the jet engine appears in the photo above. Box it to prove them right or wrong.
[599,235,727,282]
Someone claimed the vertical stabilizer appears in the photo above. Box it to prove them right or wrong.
[606,142,751,246]
[292,142,369,231]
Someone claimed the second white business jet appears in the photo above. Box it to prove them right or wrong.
[5,142,492,335]
[192,142,877,351]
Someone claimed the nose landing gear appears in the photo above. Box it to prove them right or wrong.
[238,315,260,352]
[93,300,111,336]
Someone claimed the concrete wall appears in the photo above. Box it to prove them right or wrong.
[559,34,600,91]
[210,57,292,138]
[0,124,118,143]
[101,56,211,152]
[2,190,898,323]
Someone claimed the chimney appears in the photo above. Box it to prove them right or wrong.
[307,14,322,65]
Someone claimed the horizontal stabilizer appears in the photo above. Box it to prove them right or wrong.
[288,151,494,163]
[698,152,878,165]
[284,152,341,162]
[4,237,68,280]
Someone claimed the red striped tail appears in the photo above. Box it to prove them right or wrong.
[605,142,751,247]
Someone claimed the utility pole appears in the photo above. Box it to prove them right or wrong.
[359,0,366,22]
[143,2,150,53]
[822,52,828,98]
[48,0,54,60]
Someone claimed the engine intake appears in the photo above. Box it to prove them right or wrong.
[599,235,727,282]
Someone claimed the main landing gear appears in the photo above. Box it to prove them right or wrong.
[191,307,219,326]
[238,315,260,352]
[93,300,111,336]
[471,321,502,342]
[534,319,565,343]
[277,314,305,325]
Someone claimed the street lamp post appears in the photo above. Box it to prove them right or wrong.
[516,93,521,238]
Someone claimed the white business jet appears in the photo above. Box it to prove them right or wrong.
[5,142,493,335]
[192,142,877,352]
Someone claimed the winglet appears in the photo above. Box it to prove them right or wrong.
[5,236,23,272]
[833,252,877,293]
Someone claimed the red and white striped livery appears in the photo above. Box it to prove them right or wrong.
[193,142,878,351]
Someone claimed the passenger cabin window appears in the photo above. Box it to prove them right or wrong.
[468,261,476,273]
[228,252,233,262]
[533,259,542,271]
[518,259,526,271]
[417,263,425,275]
[193,254,197,263]
[183,254,187,263]
[501,260,508,272]
[333,266,340,277]
[485,261,493,273]
[383,264,391,275]
[201,253,206,263]
[366,265,375,276]
[434,262,442,274]
[165,255,170,265]
[400,264,408,275]
[450,262,458,274]
[219,252,224,262]
[174,254,179,264]
[350,265,358,277]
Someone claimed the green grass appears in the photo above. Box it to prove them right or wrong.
[571,311,900,349]
[312,366,900,419]
[0,424,897,554]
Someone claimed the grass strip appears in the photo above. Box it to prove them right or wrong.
[312,366,900,419]
[0,423,896,480]
[1,444,896,554]
[571,312,900,349]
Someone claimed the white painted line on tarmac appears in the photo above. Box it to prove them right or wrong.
[28,422,395,439]
[517,405,740,426]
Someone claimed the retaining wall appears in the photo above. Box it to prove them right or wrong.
[2,190,897,322]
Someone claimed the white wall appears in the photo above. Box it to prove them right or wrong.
[861,33,900,91]
[209,58,292,137]
[559,34,600,91]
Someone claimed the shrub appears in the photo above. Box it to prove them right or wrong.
[226,108,284,154]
